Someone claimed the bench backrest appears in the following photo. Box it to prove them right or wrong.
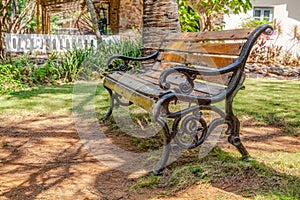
[149,27,265,86]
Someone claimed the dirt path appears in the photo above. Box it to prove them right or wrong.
[0,114,299,200]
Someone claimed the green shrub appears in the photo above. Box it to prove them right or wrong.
[0,63,28,94]
[60,48,92,82]
[32,53,61,84]
[0,37,142,94]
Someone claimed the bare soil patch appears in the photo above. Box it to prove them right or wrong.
[0,114,299,200]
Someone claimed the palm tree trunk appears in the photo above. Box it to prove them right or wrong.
[142,0,181,54]
[85,0,102,40]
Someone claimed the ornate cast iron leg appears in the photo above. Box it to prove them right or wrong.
[153,117,172,175]
[226,114,250,158]
[102,86,114,121]
[225,74,250,159]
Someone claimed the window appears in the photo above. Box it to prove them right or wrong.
[253,7,273,22]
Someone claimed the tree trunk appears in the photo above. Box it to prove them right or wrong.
[85,0,102,40]
[142,0,181,54]
[0,21,4,58]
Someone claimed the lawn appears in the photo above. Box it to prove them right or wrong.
[0,78,299,199]
[234,79,300,135]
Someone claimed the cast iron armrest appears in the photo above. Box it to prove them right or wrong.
[159,62,243,90]
[106,51,159,72]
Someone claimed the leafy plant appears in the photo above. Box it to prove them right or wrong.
[178,0,201,32]
[0,63,28,94]
[32,53,61,84]
[60,48,92,82]
[242,17,272,29]
[0,36,142,94]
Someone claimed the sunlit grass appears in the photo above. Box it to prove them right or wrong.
[0,85,73,116]
[234,79,300,135]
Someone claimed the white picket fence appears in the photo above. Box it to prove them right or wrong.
[4,34,101,53]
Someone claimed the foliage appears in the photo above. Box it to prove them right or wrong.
[82,37,142,78]
[0,63,26,94]
[242,17,272,29]
[178,0,252,32]
[32,53,61,84]
[60,48,93,82]
[0,54,61,94]
[177,0,201,32]
[0,37,142,94]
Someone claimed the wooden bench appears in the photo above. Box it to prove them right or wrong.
[102,24,273,174]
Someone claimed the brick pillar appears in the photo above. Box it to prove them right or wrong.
[142,0,181,54]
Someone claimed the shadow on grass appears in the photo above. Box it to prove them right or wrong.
[199,148,300,199]
[121,147,300,199]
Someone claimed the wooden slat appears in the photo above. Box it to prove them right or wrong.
[152,62,185,71]
[105,72,168,98]
[104,77,154,111]
[164,28,254,42]
[158,52,237,68]
[105,70,227,110]
[186,54,236,68]
[146,58,233,85]
[161,42,243,56]
[158,52,187,63]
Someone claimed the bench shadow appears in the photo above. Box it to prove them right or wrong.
[91,117,300,199]
[91,147,300,199]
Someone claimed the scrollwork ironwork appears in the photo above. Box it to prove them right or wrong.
[175,80,194,94]
[117,63,129,71]
[159,68,196,95]
[173,110,208,149]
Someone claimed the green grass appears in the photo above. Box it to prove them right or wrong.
[203,148,300,200]
[132,148,300,199]
[234,79,300,135]
[131,174,161,189]
[0,84,73,116]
